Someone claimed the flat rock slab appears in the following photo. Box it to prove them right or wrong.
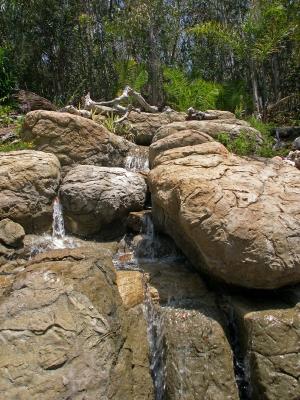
[60,165,147,236]
[0,150,61,233]
[149,142,300,289]
[21,110,137,171]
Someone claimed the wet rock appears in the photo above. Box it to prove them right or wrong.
[229,289,300,400]
[153,118,262,144]
[60,165,147,236]
[21,110,137,171]
[127,210,152,233]
[116,270,155,399]
[0,218,25,248]
[0,150,61,233]
[0,247,153,400]
[149,141,300,289]
[144,262,240,400]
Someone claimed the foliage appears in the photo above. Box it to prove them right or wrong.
[0,105,14,127]
[0,47,15,100]
[216,81,253,115]
[115,60,148,94]
[0,140,33,152]
[102,113,135,142]
[163,68,221,111]
[217,131,257,156]
[217,117,290,158]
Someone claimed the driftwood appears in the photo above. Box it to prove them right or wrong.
[186,107,217,121]
[59,105,92,119]
[84,86,158,115]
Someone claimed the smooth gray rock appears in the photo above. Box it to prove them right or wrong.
[0,218,25,248]
[60,165,147,236]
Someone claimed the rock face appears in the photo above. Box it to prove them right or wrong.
[0,247,154,400]
[229,289,300,400]
[60,165,147,236]
[149,141,300,289]
[0,150,61,233]
[21,110,136,170]
[124,110,186,145]
[153,118,262,144]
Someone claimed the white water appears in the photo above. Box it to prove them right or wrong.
[124,154,149,172]
[30,197,76,256]
[143,281,166,400]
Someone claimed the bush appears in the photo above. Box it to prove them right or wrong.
[163,67,221,111]
[0,47,16,100]
[0,141,33,152]
[217,131,257,156]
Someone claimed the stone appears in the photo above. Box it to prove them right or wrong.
[0,218,25,248]
[229,289,300,400]
[153,119,262,144]
[0,150,61,233]
[117,271,145,310]
[124,110,186,145]
[143,262,240,400]
[149,141,300,289]
[60,165,147,236]
[149,129,214,167]
[21,110,137,171]
[127,210,152,233]
[0,247,153,400]
[292,136,300,150]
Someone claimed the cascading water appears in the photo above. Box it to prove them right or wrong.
[30,196,76,256]
[124,153,149,172]
[143,280,166,400]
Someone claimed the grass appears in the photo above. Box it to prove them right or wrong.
[0,140,33,152]
[102,112,135,142]
[217,117,290,158]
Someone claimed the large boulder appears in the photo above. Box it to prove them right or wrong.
[21,111,137,171]
[153,118,262,144]
[0,247,154,400]
[60,165,147,236]
[149,142,300,289]
[229,288,300,400]
[0,150,60,233]
[124,110,186,145]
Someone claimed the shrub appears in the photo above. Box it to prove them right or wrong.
[163,67,221,111]
[0,47,16,100]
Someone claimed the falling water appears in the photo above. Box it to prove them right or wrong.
[30,196,75,256]
[143,280,166,400]
[124,153,149,172]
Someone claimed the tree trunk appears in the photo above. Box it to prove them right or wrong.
[148,24,163,107]
[250,60,262,118]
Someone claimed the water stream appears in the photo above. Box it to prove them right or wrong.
[124,153,149,172]
[30,197,76,256]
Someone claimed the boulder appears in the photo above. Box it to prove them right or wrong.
[0,218,25,248]
[149,129,214,167]
[21,111,137,171]
[0,247,154,400]
[124,110,186,145]
[229,288,300,400]
[60,165,147,236]
[149,141,300,289]
[153,119,262,144]
[0,150,61,233]
[143,262,240,400]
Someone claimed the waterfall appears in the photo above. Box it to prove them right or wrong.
[143,281,166,400]
[124,153,149,172]
[52,197,65,239]
[30,196,75,256]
